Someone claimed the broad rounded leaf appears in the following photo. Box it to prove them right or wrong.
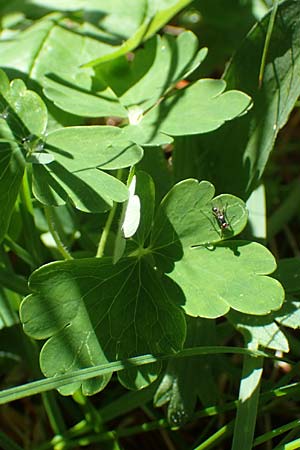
[32,126,143,212]
[168,241,284,318]
[43,78,128,118]
[83,1,195,66]
[0,69,47,241]
[20,257,186,394]
[151,179,248,258]
[124,79,251,145]
[44,32,207,119]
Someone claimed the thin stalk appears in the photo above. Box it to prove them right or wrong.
[0,431,24,450]
[96,202,117,258]
[19,170,43,265]
[42,391,67,436]
[3,236,36,268]
[274,438,300,450]
[259,0,279,87]
[231,348,264,450]
[44,206,73,260]
[96,169,123,258]
[0,267,29,295]
[73,389,103,433]
[30,377,300,450]
[254,419,300,447]
[193,421,234,450]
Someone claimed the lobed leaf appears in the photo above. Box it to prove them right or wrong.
[167,242,284,318]
[150,179,283,318]
[32,126,143,212]
[0,69,47,242]
[20,257,186,394]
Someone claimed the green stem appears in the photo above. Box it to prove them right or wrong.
[0,267,29,296]
[96,202,117,258]
[254,418,300,447]
[42,391,67,436]
[96,169,124,258]
[44,206,73,260]
[3,236,36,268]
[19,170,43,265]
[73,389,103,432]
[258,0,279,87]
[0,431,23,450]
[194,420,234,450]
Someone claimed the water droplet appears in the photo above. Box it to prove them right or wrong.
[170,409,188,426]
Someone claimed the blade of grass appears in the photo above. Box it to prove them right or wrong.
[0,431,23,450]
[231,351,264,450]
[274,438,300,450]
[193,420,234,450]
[258,0,279,87]
[0,346,272,405]
[254,418,300,447]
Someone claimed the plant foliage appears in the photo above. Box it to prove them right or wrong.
[0,1,300,449]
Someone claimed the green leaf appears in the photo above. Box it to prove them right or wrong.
[276,297,300,330]
[228,293,300,352]
[137,146,172,205]
[150,179,283,318]
[228,310,289,352]
[44,32,207,119]
[20,257,186,394]
[32,126,143,212]
[29,0,148,41]
[43,78,128,119]
[0,69,47,242]
[151,179,248,252]
[173,0,300,197]
[83,0,195,66]
[0,14,114,86]
[100,32,207,111]
[167,242,284,318]
[123,79,251,146]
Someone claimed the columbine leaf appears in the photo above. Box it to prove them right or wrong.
[43,32,207,119]
[20,257,186,394]
[167,242,284,318]
[150,179,283,318]
[0,69,47,242]
[276,298,300,330]
[123,79,251,146]
[32,126,143,212]
[227,310,289,352]
[99,32,207,111]
[151,179,248,253]
[83,0,195,66]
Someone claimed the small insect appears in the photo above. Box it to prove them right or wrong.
[212,206,230,231]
